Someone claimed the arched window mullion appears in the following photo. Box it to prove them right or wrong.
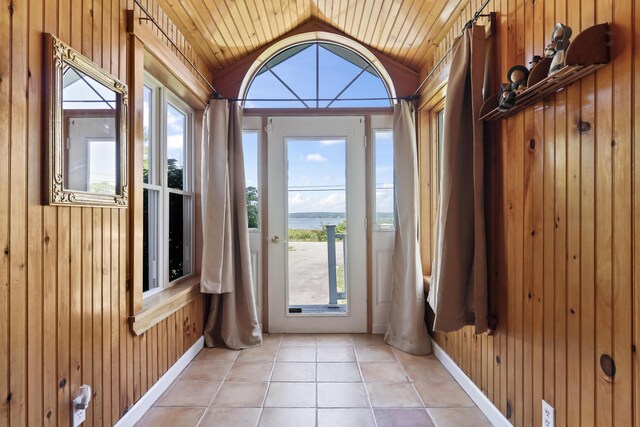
[242,39,394,108]
[325,65,372,108]
[315,43,320,108]
[264,64,310,108]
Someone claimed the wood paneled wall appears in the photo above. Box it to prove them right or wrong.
[0,1,207,426]
[418,0,638,426]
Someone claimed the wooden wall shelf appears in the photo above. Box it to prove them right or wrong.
[480,23,609,121]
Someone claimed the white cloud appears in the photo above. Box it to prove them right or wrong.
[167,134,184,149]
[317,192,346,210]
[306,153,327,162]
[319,139,345,146]
[288,192,310,207]
[376,189,394,212]
[288,191,346,213]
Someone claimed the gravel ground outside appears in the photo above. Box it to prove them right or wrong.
[287,241,344,305]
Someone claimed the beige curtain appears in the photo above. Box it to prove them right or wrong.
[428,25,489,334]
[384,100,432,356]
[201,99,262,350]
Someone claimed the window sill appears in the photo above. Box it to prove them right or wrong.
[130,278,201,336]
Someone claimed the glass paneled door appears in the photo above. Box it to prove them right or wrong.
[267,116,366,333]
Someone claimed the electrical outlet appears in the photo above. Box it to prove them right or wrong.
[542,400,555,427]
[72,385,92,427]
[72,406,86,427]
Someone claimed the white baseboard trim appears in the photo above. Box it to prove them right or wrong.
[431,339,510,427]
[372,324,386,334]
[114,336,205,427]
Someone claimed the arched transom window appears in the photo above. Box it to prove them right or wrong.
[243,42,393,109]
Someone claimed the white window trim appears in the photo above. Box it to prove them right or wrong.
[238,32,397,104]
[243,115,262,232]
[371,115,395,232]
[143,73,195,298]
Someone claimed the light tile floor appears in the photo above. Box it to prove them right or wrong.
[136,334,493,427]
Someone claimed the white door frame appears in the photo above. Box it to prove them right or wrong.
[266,116,367,333]
[370,115,395,333]
[242,116,264,326]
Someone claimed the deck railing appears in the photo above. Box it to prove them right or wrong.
[326,224,346,307]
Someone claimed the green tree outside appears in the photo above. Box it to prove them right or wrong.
[246,186,259,228]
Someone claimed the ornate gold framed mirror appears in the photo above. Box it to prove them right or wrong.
[44,33,128,207]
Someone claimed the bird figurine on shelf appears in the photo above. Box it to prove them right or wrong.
[545,23,573,75]
[498,65,530,111]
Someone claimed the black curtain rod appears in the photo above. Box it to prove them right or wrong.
[411,0,493,98]
[132,0,222,99]
[228,96,413,102]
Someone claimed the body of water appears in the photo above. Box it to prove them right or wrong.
[288,216,345,230]
[287,213,393,230]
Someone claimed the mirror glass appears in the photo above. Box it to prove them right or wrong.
[63,64,119,195]
[45,33,127,207]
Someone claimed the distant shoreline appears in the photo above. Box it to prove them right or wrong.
[288,211,393,218]
[287,212,393,231]
[288,212,346,219]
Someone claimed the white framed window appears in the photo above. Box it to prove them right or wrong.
[437,108,445,190]
[373,128,395,231]
[143,73,195,297]
[242,128,260,230]
[243,42,392,109]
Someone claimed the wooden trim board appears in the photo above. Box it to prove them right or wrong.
[431,339,511,427]
[130,282,201,335]
[113,336,205,427]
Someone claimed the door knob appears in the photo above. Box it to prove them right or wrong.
[271,235,280,243]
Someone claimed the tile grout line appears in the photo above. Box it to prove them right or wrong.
[352,340,380,427]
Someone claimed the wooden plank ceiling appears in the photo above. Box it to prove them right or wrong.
[158,0,468,72]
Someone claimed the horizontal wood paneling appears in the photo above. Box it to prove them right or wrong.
[1,0,206,425]
[418,0,638,426]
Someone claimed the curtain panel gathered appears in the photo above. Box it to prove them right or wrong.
[428,24,489,334]
[384,99,432,356]
[200,99,262,350]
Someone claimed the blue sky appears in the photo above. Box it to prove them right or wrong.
[240,43,395,215]
[287,138,346,213]
[244,43,390,109]
[166,102,186,178]
[243,130,394,215]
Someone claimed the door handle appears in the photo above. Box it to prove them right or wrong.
[271,235,287,243]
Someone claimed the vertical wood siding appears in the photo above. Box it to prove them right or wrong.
[418,0,638,426]
[0,0,207,425]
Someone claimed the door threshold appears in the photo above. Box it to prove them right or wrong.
[288,304,347,314]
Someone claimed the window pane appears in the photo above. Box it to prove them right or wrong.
[437,109,445,190]
[88,139,117,194]
[243,131,259,229]
[374,130,394,230]
[143,188,159,292]
[169,193,191,282]
[166,103,186,190]
[244,42,391,109]
[287,139,347,309]
[143,85,152,184]
[63,64,117,110]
